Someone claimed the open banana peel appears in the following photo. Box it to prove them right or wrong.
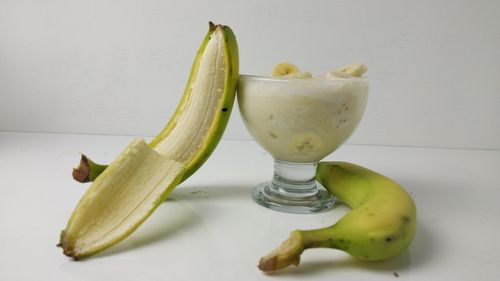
[59,22,239,259]
[60,140,185,258]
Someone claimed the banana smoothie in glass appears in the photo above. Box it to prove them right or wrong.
[237,66,368,214]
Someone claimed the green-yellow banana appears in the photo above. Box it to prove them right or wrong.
[59,23,239,259]
[258,162,416,272]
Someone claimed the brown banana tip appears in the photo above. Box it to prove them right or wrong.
[61,245,77,259]
[258,256,277,272]
[72,154,90,183]
[208,21,224,31]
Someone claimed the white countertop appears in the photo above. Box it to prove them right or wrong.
[1,131,499,281]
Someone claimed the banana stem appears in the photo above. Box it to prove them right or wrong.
[258,230,304,272]
[258,228,336,272]
[72,155,108,183]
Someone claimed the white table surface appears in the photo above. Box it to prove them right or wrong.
[1,131,499,281]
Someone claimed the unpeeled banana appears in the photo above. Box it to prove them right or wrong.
[59,22,239,259]
[258,162,416,272]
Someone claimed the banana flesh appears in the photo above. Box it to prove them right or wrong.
[59,23,239,259]
[325,70,354,79]
[272,62,300,77]
[258,162,416,272]
[151,23,238,179]
[154,28,228,164]
[335,63,367,77]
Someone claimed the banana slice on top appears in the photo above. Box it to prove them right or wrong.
[335,63,367,77]
[326,70,354,79]
[272,62,300,77]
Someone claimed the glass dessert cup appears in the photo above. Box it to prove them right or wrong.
[237,75,368,214]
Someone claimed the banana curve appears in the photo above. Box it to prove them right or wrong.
[258,162,417,272]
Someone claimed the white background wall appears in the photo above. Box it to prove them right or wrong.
[1,0,499,150]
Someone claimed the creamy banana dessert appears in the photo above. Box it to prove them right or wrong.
[238,63,368,163]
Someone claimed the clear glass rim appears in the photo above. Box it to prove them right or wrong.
[239,74,368,83]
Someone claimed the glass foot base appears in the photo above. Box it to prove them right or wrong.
[252,182,335,214]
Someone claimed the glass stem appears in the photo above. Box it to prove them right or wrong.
[270,160,319,198]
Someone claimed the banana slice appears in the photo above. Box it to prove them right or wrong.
[335,63,367,77]
[272,62,300,77]
[326,70,354,79]
[288,133,324,154]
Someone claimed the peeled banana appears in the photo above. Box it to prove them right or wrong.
[59,22,239,259]
[258,162,416,272]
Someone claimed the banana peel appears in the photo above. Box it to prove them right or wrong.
[60,139,185,258]
[59,22,239,259]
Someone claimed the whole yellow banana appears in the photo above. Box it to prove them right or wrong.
[259,162,417,271]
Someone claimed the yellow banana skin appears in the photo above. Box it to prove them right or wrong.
[259,162,416,272]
